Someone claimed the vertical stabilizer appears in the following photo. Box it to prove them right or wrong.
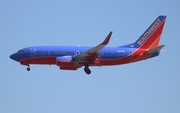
[132,16,166,49]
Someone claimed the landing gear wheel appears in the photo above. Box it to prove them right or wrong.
[27,67,30,71]
[84,66,91,75]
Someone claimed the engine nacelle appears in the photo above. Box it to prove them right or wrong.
[56,56,74,66]
[56,56,77,70]
[59,66,77,70]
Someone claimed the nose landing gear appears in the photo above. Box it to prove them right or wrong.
[27,65,30,71]
[84,66,91,75]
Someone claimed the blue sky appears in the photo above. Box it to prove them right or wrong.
[1,0,180,113]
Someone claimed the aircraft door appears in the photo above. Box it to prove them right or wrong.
[129,50,133,59]
[30,48,36,57]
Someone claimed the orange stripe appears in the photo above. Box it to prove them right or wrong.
[130,35,161,62]
[139,20,165,49]
[148,35,161,49]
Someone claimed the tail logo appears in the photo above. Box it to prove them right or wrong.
[137,18,162,46]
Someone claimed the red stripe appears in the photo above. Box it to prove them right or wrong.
[140,20,165,49]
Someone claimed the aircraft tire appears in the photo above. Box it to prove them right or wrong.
[84,66,91,75]
[27,67,30,71]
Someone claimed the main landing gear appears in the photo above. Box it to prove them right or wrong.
[84,65,91,75]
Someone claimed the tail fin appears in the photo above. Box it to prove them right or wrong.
[128,16,166,49]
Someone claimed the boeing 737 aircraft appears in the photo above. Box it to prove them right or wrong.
[10,16,166,74]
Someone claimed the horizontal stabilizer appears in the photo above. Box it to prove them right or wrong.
[144,45,165,54]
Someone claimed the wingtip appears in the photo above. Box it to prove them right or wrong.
[101,31,113,45]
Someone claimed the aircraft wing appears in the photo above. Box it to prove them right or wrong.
[74,31,113,64]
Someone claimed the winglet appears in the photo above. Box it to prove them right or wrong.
[101,31,113,45]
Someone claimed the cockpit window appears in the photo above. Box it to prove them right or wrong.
[18,50,24,53]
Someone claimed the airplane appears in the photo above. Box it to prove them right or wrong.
[10,15,166,75]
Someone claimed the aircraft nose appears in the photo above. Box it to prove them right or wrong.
[10,54,17,61]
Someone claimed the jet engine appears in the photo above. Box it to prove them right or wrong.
[56,56,77,70]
